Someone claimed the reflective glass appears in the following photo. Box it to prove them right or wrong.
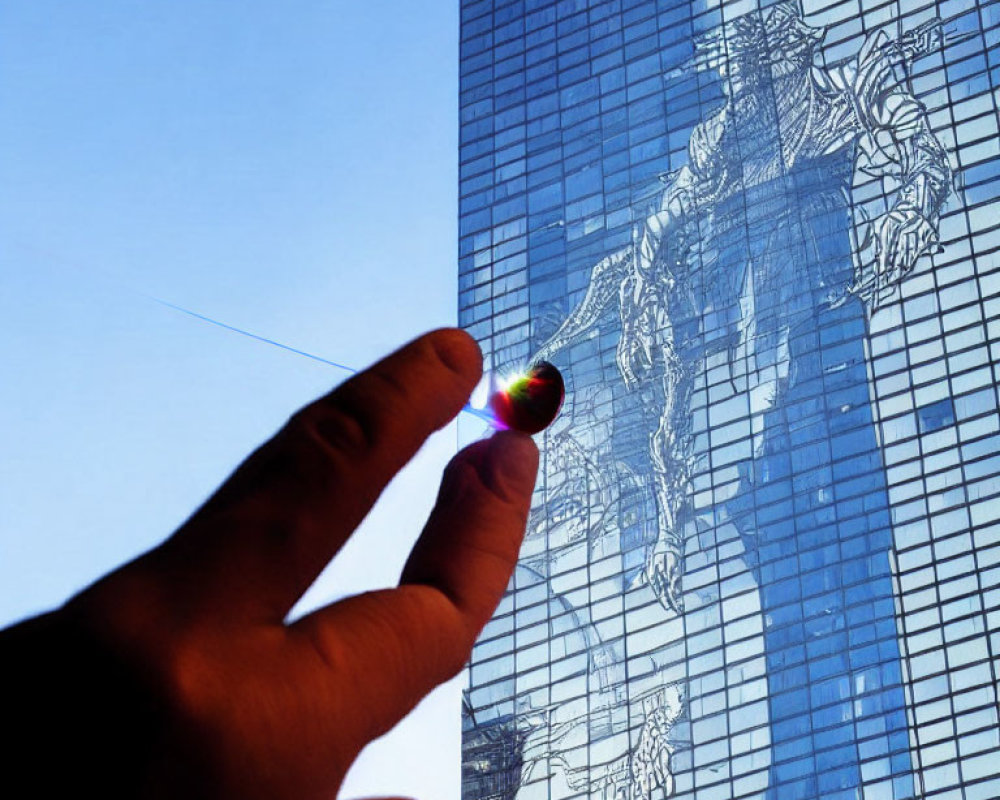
[460,3,1000,799]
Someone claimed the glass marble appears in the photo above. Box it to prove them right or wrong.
[488,362,565,434]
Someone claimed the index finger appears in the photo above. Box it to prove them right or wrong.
[290,431,539,747]
[164,328,483,620]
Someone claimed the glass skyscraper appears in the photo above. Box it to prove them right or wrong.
[457,2,1000,799]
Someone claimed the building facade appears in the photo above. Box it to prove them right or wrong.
[458,2,1000,799]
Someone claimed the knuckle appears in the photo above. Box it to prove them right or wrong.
[311,366,412,456]
[290,400,371,461]
[71,564,177,660]
[448,456,512,509]
[155,633,216,720]
[71,574,218,729]
[255,412,343,501]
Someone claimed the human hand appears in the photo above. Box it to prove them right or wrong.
[643,538,683,616]
[616,313,657,393]
[874,203,937,286]
[616,330,652,391]
[630,688,681,798]
[0,329,538,799]
[616,272,659,391]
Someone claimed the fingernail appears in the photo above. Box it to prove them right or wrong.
[488,431,539,497]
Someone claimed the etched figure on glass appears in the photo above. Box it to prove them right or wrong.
[535,1,952,616]
[527,3,956,798]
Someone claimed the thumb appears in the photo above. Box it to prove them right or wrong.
[289,432,538,745]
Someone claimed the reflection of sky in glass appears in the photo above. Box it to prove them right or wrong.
[1,4,462,798]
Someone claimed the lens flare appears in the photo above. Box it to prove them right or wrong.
[486,361,565,434]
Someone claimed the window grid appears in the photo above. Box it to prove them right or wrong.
[460,3,1000,800]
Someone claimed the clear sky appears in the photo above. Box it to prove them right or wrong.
[0,2,467,796]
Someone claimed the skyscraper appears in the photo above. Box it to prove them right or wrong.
[458,2,1000,799]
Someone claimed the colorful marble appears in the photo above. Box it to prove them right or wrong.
[488,361,565,434]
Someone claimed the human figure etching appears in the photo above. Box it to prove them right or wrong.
[535,2,952,617]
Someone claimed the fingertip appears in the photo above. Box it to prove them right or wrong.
[486,431,539,502]
[426,328,483,388]
[439,431,538,506]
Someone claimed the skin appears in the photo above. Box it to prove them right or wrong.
[0,328,539,799]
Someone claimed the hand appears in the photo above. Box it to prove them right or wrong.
[631,707,675,798]
[644,539,683,615]
[874,203,938,285]
[0,329,538,799]
[616,273,659,391]
[616,331,652,391]
[616,311,658,392]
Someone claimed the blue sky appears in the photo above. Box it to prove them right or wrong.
[1,2,468,795]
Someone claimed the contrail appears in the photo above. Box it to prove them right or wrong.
[150,295,496,424]
[149,295,357,373]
